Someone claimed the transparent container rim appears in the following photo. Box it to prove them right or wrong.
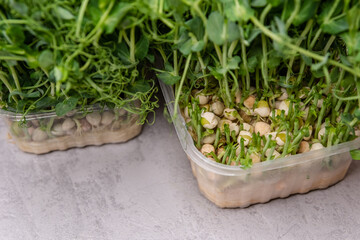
[159,81,360,177]
[0,105,112,121]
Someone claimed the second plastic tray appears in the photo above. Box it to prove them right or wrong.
[1,107,142,154]
[160,81,360,208]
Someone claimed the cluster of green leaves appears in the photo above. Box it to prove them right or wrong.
[0,0,158,123]
[1,0,360,158]
[150,0,360,157]
[153,0,359,107]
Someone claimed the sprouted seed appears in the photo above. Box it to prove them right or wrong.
[181,84,360,168]
[154,1,360,163]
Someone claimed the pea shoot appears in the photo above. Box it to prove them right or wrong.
[155,0,360,166]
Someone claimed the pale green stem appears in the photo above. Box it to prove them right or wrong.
[214,44,223,66]
[0,73,18,103]
[130,27,136,63]
[309,0,340,49]
[286,20,313,81]
[174,53,192,118]
[76,0,89,38]
[285,0,301,30]
[9,66,22,99]
[323,35,336,54]
[250,16,360,77]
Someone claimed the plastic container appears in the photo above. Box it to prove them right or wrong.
[0,107,142,154]
[160,81,360,208]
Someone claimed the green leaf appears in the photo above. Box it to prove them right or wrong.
[9,0,28,15]
[222,0,254,21]
[321,17,349,35]
[8,91,41,101]
[55,97,78,116]
[146,54,155,63]
[30,71,43,80]
[356,52,360,62]
[6,26,25,44]
[71,60,82,78]
[35,97,57,109]
[340,54,352,67]
[354,109,360,121]
[330,67,340,83]
[340,75,354,90]
[247,55,259,73]
[350,150,360,160]
[186,71,197,81]
[228,56,241,69]
[49,69,56,83]
[186,17,205,41]
[116,42,131,64]
[191,40,205,52]
[38,50,54,70]
[311,53,329,71]
[301,54,313,66]
[135,35,149,60]
[54,67,62,82]
[208,66,223,80]
[177,29,189,45]
[215,67,227,75]
[274,17,286,36]
[251,0,267,7]
[104,2,133,34]
[247,29,261,44]
[207,11,225,46]
[227,21,241,43]
[311,69,325,78]
[341,32,360,55]
[246,47,261,72]
[317,2,332,24]
[164,0,188,14]
[53,66,69,84]
[206,12,240,45]
[15,100,26,111]
[128,79,151,93]
[87,5,102,24]
[293,0,320,26]
[346,4,360,35]
[55,6,75,20]
[157,72,181,85]
[164,62,174,72]
[341,113,354,125]
[268,56,281,69]
[25,52,39,69]
[281,0,294,21]
[179,39,193,55]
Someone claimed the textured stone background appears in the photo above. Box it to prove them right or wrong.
[0,99,360,240]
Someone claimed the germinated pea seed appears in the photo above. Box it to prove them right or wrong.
[32,128,48,142]
[62,118,76,131]
[86,112,102,126]
[101,111,115,126]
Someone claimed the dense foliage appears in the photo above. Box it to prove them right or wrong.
[1,0,360,161]
[150,0,360,163]
[0,0,158,123]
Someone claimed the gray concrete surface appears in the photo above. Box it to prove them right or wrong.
[0,99,360,240]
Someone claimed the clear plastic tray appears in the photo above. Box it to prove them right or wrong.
[160,81,360,208]
[0,106,142,154]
